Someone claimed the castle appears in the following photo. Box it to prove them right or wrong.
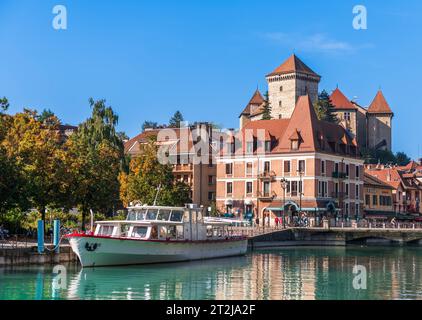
[239,54,394,151]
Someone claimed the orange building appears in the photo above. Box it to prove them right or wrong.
[216,95,364,225]
[124,123,217,207]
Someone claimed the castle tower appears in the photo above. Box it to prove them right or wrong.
[366,90,394,151]
[239,89,265,128]
[266,54,321,119]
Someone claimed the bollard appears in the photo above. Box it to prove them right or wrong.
[53,220,60,253]
[37,220,44,254]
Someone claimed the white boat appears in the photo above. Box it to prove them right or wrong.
[66,204,248,267]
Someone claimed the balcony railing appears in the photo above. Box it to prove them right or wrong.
[331,192,349,200]
[332,171,348,179]
[257,191,277,201]
[258,171,276,181]
[174,163,194,171]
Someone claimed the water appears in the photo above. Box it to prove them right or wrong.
[1,246,422,300]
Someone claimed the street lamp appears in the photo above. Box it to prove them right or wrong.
[280,178,288,228]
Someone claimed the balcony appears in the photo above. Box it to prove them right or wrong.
[331,192,349,200]
[174,163,193,172]
[258,171,276,181]
[332,171,348,179]
[257,191,277,201]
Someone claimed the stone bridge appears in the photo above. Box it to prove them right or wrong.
[247,227,422,248]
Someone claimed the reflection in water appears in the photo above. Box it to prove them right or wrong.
[2,247,422,300]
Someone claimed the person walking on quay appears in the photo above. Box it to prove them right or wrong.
[275,216,280,229]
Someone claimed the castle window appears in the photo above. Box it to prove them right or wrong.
[344,112,351,121]
[280,86,283,92]
[279,101,282,107]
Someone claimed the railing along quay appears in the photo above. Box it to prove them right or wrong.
[228,222,422,238]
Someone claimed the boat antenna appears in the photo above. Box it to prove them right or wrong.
[153,184,162,206]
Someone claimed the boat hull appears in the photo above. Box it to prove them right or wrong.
[68,235,248,267]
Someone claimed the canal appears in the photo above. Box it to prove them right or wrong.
[1,246,422,300]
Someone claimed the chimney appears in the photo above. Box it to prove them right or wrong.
[387,169,391,182]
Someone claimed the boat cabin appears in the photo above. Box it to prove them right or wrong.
[94,205,233,241]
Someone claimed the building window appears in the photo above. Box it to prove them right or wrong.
[291,140,299,150]
[264,161,271,173]
[298,160,306,174]
[355,166,360,179]
[318,181,328,197]
[335,183,339,197]
[284,161,291,175]
[208,175,214,185]
[263,181,270,196]
[246,182,253,195]
[345,164,349,177]
[225,163,233,175]
[246,162,253,176]
[291,181,298,197]
[365,194,371,206]
[321,160,326,175]
[335,162,339,173]
[246,142,254,154]
[279,101,282,108]
[345,183,349,198]
[372,195,378,206]
[208,192,215,201]
[226,182,233,195]
[280,86,283,92]
[345,203,350,215]
[265,141,272,153]
[355,205,359,217]
[355,185,359,199]
[344,112,351,121]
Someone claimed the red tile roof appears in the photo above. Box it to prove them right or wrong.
[240,95,358,157]
[367,90,393,114]
[330,88,357,110]
[266,54,320,78]
[239,89,265,117]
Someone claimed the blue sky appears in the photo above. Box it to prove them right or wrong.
[1,0,421,158]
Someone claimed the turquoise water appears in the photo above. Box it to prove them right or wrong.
[1,247,422,300]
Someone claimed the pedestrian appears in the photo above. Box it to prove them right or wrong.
[275,216,279,228]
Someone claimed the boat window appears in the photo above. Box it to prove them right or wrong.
[170,210,184,222]
[146,209,158,220]
[131,226,148,238]
[196,210,203,222]
[150,226,158,239]
[157,209,171,221]
[121,224,130,236]
[127,209,147,221]
[99,225,114,236]
[159,226,167,238]
[166,225,177,239]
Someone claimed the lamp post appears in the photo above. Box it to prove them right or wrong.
[280,178,288,228]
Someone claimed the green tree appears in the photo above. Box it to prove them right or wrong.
[142,121,159,131]
[396,152,411,166]
[261,91,272,120]
[314,90,339,123]
[37,108,60,126]
[0,97,9,113]
[169,111,184,128]
[1,109,65,222]
[121,138,191,207]
[64,98,124,230]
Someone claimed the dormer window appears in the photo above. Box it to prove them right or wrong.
[265,140,272,153]
[289,129,302,151]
